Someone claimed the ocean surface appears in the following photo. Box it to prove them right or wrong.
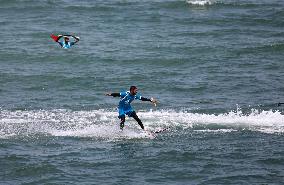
[1,0,284,184]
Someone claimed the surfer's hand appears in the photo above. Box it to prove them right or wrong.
[105,93,111,96]
[150,98,158,106]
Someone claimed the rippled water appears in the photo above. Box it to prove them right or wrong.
[1,0,284,184]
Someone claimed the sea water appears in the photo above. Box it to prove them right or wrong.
[0,0,284,184]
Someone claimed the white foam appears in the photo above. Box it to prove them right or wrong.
[51,124,153,140]
[195,129,237,133]
[186,0,213,6]
[0,109,283,139]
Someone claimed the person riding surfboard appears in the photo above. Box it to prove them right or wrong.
[106,86,158,130]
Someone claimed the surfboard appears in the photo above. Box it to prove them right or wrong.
[152,127,169,134]
[145,127,169,138]
[50,34,59,42]
[50,34,80,42]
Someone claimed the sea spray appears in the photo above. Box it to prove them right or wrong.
[1,109,283,139]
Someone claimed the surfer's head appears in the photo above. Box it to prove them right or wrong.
[130,86,138,95]
[64,37,69,42]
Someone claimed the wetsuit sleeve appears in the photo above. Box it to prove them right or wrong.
[120,91,127,98]
[110,93,120,97]
[56,35,63,42]
[140,97,151,102]
[72,36,80,43]
[58,41,63,47]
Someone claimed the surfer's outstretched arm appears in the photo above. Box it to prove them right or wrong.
[140,97,158,106]
[105,93,120,97]
[55,35,63,42]
[54,35,64,47]
[140,97,151,101]
[72,35,80,43]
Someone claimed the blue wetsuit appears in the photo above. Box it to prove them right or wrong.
[109,91,151,123]
[118,91,142,118]
[109,91,152,130]
[56,35,79,49]
[58,41,75,49]
[110,91,151,118]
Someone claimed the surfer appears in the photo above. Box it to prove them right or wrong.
[51,34,80,49]
[106,86,158,130]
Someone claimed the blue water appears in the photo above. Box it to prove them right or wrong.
[1,0,284,184]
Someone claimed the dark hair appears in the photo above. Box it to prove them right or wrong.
[130,86,137,91]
